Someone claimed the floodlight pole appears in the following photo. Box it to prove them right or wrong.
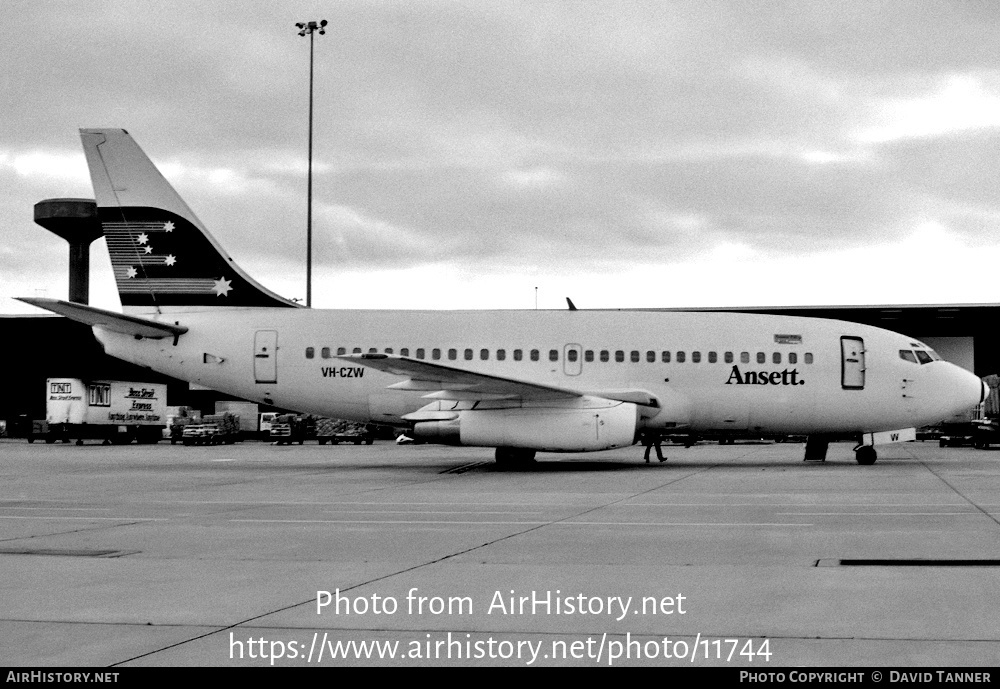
[296,19,327,307]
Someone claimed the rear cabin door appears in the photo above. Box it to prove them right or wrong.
[841,336,865,390]
[254,330,278,384]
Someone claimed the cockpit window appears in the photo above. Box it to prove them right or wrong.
[915,350,933,365]
[927,349,941,361]
[899,350,918,364]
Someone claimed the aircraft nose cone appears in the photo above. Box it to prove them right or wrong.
[933,364,987,422]
[957,367,987,410]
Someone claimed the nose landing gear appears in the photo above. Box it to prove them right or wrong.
[855,445,877,465]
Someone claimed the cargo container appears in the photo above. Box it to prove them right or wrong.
[36,378,167,445]
[214,401,259,437]
[316,417,375,445]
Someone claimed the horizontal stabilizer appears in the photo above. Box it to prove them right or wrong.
[16,298,188,339]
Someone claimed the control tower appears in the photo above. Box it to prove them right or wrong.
[33,198,103,305]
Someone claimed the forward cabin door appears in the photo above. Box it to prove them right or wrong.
[254,330,278,384]
[841,336,865,390]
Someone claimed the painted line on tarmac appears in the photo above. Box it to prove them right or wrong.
[1,507,111,511]
[775,510,982,517]
[231,518,813,527]
[0,516,163,521]
[321,509,544,514]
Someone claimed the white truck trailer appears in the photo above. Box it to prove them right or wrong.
[35,378,167,445]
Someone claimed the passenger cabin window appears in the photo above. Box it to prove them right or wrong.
[353,347,362,354]
[725,352,733,363]
[567,349,578,362]
[321,347,331,359]
[385,348,393,354]
[708,351,717,363]
[630,350,640,363]
[514,349,523,361]
[615,350,625,363]
[692,351,701,363]
[368,347,378,354]
[662,351,671,363]
[480,348,489,360]
[646,350,655,363]
[549,349,559,362]
[448,349,457,360]
[416,348,425,359]
[464,348,473,360]
[677,351,686,363]
[900,350,918,364]
[497,349,506,361]
[530,349,540,361]
[400,348,409,357]
[585,350,594,362]
[432,348,441,360]
[773,352,781,364]
[306,347,315,359]
[601,350,610,362]
[741,352,750,364]
[337,347,346,356]
[788,352,797,364]
[804,353,813,364]
[756,352,766,364]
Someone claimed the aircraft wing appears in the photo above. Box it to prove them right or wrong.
[338,353,582,401]
[16,298,188,339]
[339,353,661,408]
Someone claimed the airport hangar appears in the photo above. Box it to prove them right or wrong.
[1,198,995,429]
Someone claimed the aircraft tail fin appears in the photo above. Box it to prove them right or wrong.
[80,129,299,310]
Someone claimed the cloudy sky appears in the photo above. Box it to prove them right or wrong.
[3,0,1000,314]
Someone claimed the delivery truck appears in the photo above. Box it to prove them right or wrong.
[34,378,167,445]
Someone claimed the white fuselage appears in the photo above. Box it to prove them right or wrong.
[94,308,983,438]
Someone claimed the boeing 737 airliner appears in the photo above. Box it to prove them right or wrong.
[20,129,987,465]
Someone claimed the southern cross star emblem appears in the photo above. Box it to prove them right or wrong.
[163,221,174,232]
[143,246,153,254]
[164,255,176,266]
[212,277,232,297]
[137,233,149,245]
[126,267,137,279]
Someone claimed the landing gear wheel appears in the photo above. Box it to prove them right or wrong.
[494,447,537,468]
[855,446,877,465]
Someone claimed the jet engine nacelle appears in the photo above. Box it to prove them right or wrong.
[455,400,639,452]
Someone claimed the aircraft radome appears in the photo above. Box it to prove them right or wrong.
[19,129,988,466]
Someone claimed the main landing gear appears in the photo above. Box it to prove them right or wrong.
[494,447,536,468]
